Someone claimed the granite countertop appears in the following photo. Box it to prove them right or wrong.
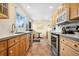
[51,32,79,41]
[60,34,79,40]
[0,31,32,41]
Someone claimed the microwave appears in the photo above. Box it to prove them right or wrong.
[56,10,69,25]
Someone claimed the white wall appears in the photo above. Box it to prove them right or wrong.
[0,4,16,35]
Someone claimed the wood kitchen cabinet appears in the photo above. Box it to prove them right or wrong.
[0,3,8,19]
[60,36,79,56]
[65,3,79,20]
[8,43,19,56]
[70,4,78,20]
[26,34,30,51]
[0,34,31,56]
[51,10,58,26]
[26,34,32,56]
[60,42,79,56]
[0,40,7,56]
[19,40,26,56]
[61,3,79,20]
[61,3,70,20]
[19,35,27,56]
[77,4,79,16]
[51,3,70,25]
[0,50,7,56]
[7,36,20,56]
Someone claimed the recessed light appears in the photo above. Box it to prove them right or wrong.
[49,6,53,9]
[27,6,30,8]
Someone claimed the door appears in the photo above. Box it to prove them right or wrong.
[0,50,7,56]
[70,3,78,19]
[77,4,79,17]
[0,40,7,56]
[19,38,26,56]
[60,43,79,56]
[8,43,19,56]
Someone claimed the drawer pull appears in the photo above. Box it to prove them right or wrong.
[9,50,13,53]
[63,40,64,41]
[63,48,64,50]
[74,44,78,47]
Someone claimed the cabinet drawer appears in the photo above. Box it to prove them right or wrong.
[60,36,79,52]
[0,40,7,52]
[8,38,15,48]
[8,37,19,48]
[8,43,19,56]
[60,43,79,56]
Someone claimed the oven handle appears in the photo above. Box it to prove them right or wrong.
[51,35,58,38]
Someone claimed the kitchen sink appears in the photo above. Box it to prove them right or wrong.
[15,32,24,34]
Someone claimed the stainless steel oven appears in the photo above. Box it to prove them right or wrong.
[51,33,59,56]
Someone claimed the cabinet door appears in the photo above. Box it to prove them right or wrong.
[0,40,7,54]
[63,3,70,18]
[51,11,58,26]
[60,42,79,56]
[70,4,78,19]
[26,35,30,51]
[77,4,79,17]
[60,36,79,52]
[19,39,26,56]
[0,3,8,19]
[8,43,19,56]
[19,41,23,56]
[0,50,7,56]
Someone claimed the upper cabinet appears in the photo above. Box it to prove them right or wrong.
[70,4,78,20]
[63,3,79,20]
[0,3,8,19]
[51,10,58,26]
[51,3,79,25]
[77,4,79,17]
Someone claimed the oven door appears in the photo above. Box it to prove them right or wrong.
[51,34,59,56]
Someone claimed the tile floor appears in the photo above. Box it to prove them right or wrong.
[27,38,53,56]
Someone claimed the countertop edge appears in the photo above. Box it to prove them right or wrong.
[0,32,32,42]
[60,34,79,41]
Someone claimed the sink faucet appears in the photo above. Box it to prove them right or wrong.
[10,24,16,33]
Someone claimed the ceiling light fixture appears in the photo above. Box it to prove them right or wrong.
[27,6,30,8]
[49,6,53,9]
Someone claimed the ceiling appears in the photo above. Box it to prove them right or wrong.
[21,3,61,21]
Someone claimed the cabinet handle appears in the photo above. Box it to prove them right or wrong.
[63,48,64,50]
[74,44,78,47]
[9,50,13,53]
[63,40,64,41]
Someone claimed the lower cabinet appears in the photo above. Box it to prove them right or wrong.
[19,39,26,56]
[0,34,31,56]
[0,50,7,56]
[0,40,7,56]
[26,35,30,51]
[60,42,79,56]
[8,43,19,56]
[60,36,79,56]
